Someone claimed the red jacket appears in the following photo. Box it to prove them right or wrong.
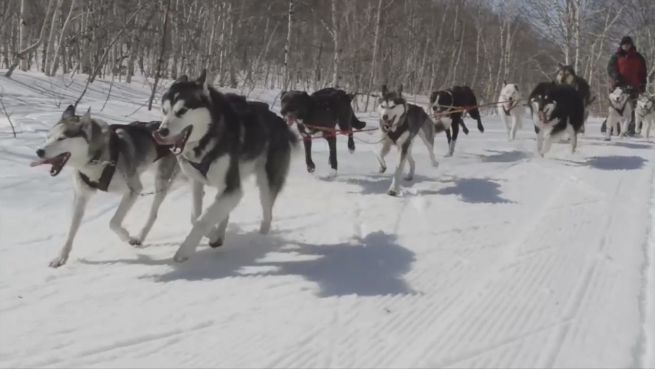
[607,46,647,92]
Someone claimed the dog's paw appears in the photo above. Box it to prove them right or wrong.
[49,255,68,268]
[387,189,399,196]
[306,163,316,173]
[209,238,223,248]
[128,238,143,247]
[173,252,190,263]
[326,169,337,179]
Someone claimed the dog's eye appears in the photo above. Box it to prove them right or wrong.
[176,108,188,117]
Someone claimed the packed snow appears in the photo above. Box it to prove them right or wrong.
[0,72,654,368]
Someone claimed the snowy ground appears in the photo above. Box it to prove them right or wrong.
[1,72,654,368]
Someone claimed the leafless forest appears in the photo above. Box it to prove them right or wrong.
[1,0,654,113]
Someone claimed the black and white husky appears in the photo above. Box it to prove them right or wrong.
[635,93,655,138]
[154,71,297,262]
[377,85,439,196]
[555,63,593,132]
[605,86,634,141]
[280,88,365,176]
[32,106,179,267]
[429,86,484,156]
[497,82,523,140]
[528,83,585,156]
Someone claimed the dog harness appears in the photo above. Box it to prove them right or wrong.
[383,107,409,143]
[79,130,120,192]
[609,95,630,116]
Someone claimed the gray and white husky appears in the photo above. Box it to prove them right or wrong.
[153,71,297,263]
[635,93,655,138]
[377,84,439,196]
[32,105,179,267]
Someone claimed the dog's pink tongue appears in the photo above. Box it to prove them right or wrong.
[30,159,49,167]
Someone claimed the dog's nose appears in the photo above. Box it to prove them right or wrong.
[36,149,45,158]
[382,114,388,121]
[432,106,438,112]
[158,128,170,137]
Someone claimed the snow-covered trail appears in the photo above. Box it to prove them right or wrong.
[1,72,654,368]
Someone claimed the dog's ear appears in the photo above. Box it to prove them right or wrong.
[397,84,403,96]
[79,108,103,142]
[503,80,507,86]
[62,105,76,120]
[429,91,437,103]
[381,84,388,96]
[514,84,519,91]
[175,75,189,84]
[196,69,210,95]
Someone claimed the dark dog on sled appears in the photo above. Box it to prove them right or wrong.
[429,86,485,156]
[280,88,366,175]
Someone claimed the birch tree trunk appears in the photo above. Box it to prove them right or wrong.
[50,0,77,76]
[331,0,340,87]
[283,0,294,91]
[148,0,171,111]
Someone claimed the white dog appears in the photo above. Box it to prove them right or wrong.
[497,82,522,140]
[635,93,655,138]
[605,86,633,141]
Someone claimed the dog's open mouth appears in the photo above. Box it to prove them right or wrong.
[154,126,193,155]
[30,152,71,176]
[539,111,548,123]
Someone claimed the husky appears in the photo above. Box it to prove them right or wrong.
[280,88,365,176]
[377,85,439,196]
[429,86,484,156]
[605,86,634,141]
[31,106,179,267]
[153,71,297,263]
[497,82,523,140]
[635,93,655,138]
[528,83,584,156]
[555,64,593,133]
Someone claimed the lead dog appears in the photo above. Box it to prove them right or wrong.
[154,71,297,262]
[497,82,523,140]
[32,106,179,267]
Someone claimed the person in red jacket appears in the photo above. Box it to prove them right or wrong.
[604,36,648,135]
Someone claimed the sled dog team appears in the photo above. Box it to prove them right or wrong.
[33,67,654,267]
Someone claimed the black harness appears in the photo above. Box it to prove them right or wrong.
[79,131,120,192]
[383,108,409,143]
[609,96,630,116]
[183,156,213,177]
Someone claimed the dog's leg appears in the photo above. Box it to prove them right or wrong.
[302,137,315,173]
[535,127,544,156]
[417,127,438,167]
[511,114,520,141]
[49,186,92,268]
[133,158,178,246]
[540,131,553,157]
[347,133,355,153]
[326,135,338,177]
[388,142,410,196]
[405,145,415,181]
[191,180,204,225]
[207,216,229,248]
[605,113,615,141]
[109,184,142,243]
[256,165,273,234]
[567,123,578,154]
[447,119,460,157]
[377,139,392,173]
[647,118,652,138]
[174,187,243,262]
